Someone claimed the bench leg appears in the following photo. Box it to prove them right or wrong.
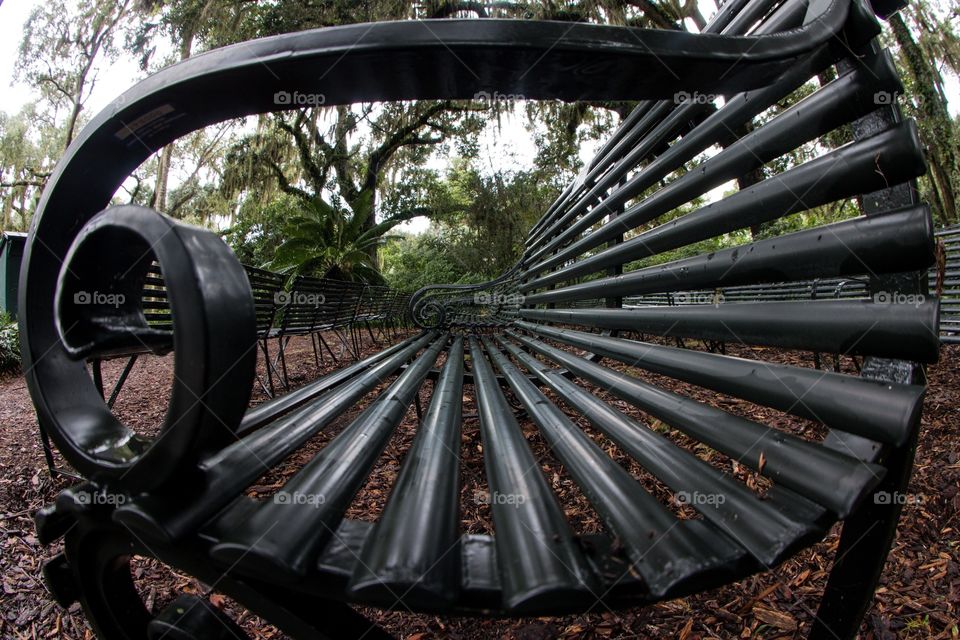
[57,521,394,640]
[37,418,82,480]
[311,332,322,367]
[259,339,276,397]
[91,358,104,398]
[350,324,361,358]
[414,393,423,425]
[333,327,356,360]
[364,320,377,346]
[809,430,919,639]
[106,355,139,408]
[318,332,339,365]
[278,336,292,391]
[37,420,59,478]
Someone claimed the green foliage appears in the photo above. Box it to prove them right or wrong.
[259,194,398,283]
[2,0,135,231]
[223,195,294,267]
[0,105,55,231]
[525,102,621,179]
[381,161,561,290]
[0,313,21,374]
[438,160,558,275]
[381,230,486,291]
[17,0,133,150]
[882,1,960,225]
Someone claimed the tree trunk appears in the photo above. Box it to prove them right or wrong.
[151,35,195,216]
[890,12,959,224]
[2,186,12,229]
[63,98,83,152]
[730,121,766,238]
[18,187,27,231]
[360,186,379,263]
[151,149,171,211]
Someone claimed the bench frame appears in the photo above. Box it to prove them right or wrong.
[22,3,935,639]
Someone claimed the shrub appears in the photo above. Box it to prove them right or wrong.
[0,313,21,373]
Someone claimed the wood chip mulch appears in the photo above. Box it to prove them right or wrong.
[0,332,956,639]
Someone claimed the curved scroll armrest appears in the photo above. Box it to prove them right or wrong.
[409,265,526,329]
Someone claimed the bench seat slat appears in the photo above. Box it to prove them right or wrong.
[113,332,436,543]
[468,337,598,612]
[485,337,744,596]
[515,321,924,445]
[349,337,465,607]
[497,336,822,566]
[208,334,448,578]
[239,334,422,435]
[507,332,885,518]
[519,296,939,364]
[520,204,933,316]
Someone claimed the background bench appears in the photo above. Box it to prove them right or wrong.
[934,224,960,342]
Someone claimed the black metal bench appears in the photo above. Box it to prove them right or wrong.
[21,1,940,638]
[933,224,960,342]
[259,275,369,395]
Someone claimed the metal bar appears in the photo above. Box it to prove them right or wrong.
[519,297,940,364]
[524,0,798,251]
[497,336,819,567]
[506,331,885,517]
[208,334,448,579]
[515,321,924,445]
[113,332,437,543]
[239,333,422,436]
[523,47,898,276]
[522,204,933,306]
[106,355,138,408]
[349,337,465,607]
[485,337,741,595]
[523,119,924,293]
[91,358,104,399]
[259,338,275,398]
[467,337,597,612]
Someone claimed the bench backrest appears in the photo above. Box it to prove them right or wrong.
[935,225,960,342]
[134,261,410,344]
[411,0,938,371]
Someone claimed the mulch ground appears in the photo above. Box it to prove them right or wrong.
[0,331,957,639]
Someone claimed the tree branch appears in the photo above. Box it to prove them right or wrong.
[276,112,328,195]
[1,180,46,189]
[363,101,469,192]
[262,155,313,203]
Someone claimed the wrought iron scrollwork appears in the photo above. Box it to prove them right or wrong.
[408,265,526,330]
[39,205,257,491]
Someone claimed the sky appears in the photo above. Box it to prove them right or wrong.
[1,0,958,234]
[0,0,144,116]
